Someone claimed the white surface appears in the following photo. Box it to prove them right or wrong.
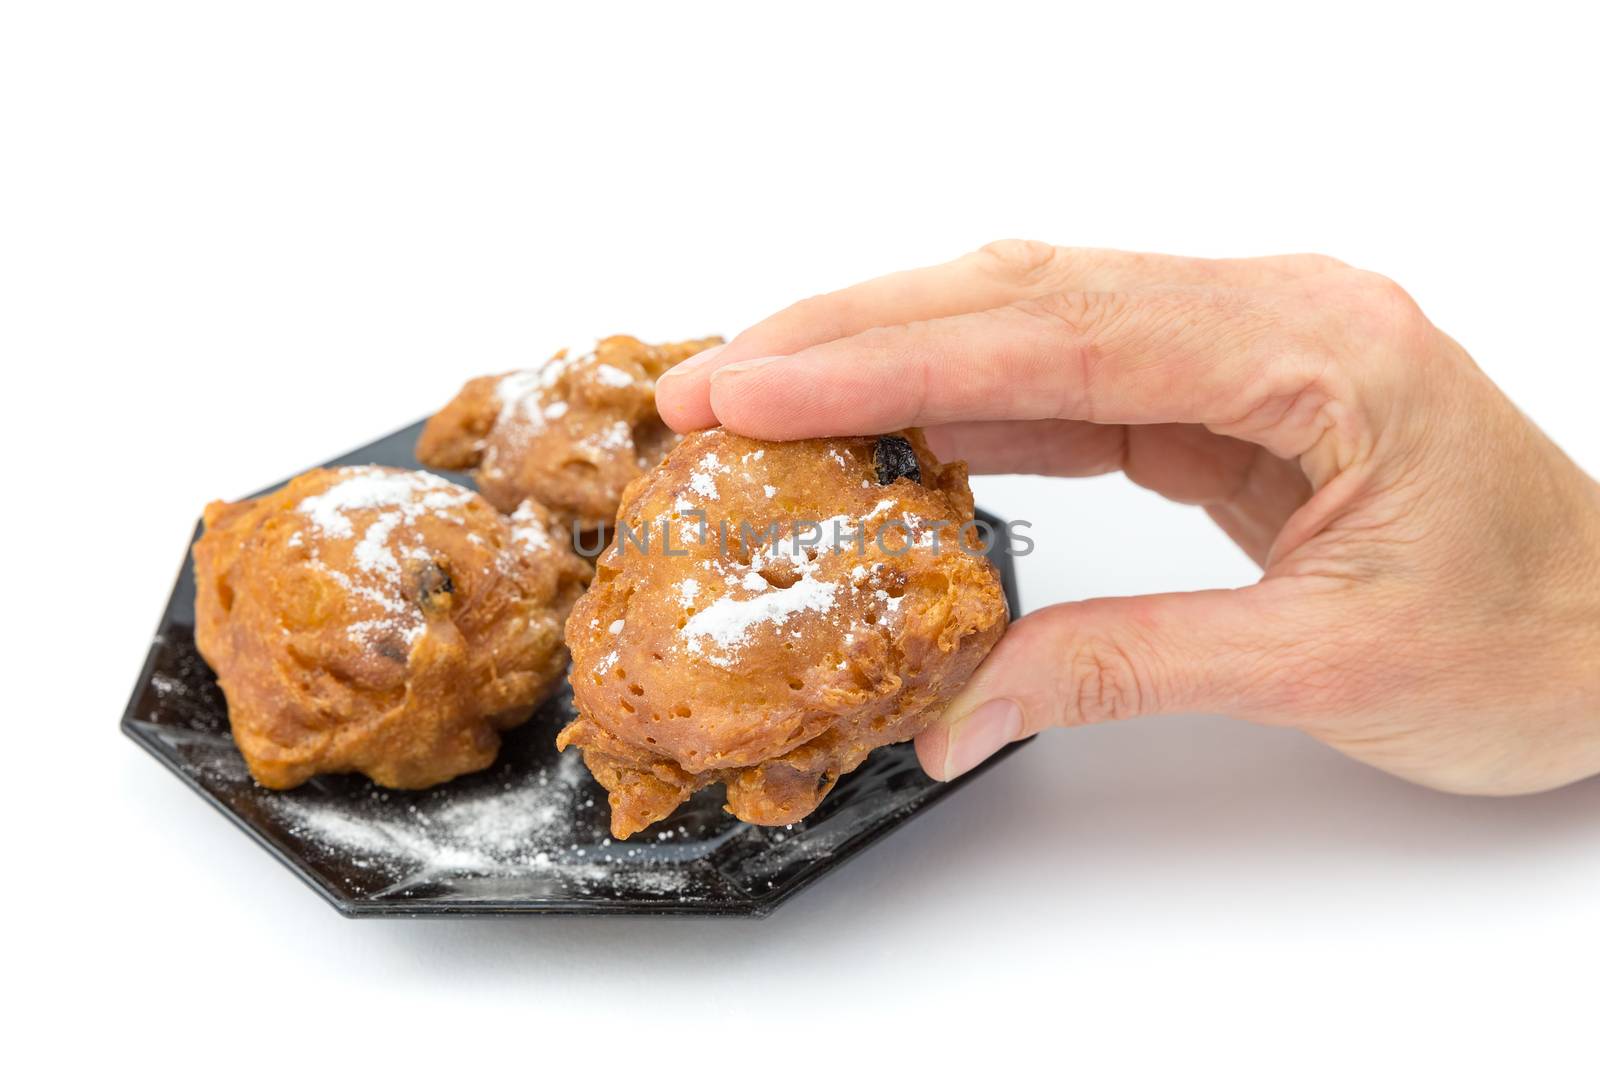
[4,2,1598,1062]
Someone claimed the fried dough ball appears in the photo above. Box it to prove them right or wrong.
[193,465,591,790]
[558,429,1008,838]
[416,334,723,528]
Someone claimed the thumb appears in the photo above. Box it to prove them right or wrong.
[916,583,1308,780]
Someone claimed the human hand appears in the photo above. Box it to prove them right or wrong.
[655,241,1600,795]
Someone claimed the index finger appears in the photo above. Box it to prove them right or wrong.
[656,243,1346,431]
[704,286,1340,462]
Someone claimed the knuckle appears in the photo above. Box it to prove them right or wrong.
[784,292,839,327]
[1059,635,1149,725]
[1351,269,1420,314]
[756,292,854,351]
[975,238,1065,286]
[1279,252,1350,275]
[1333,269,1429,342]
[1270,269,1433,402]
[1010,289,1130,336]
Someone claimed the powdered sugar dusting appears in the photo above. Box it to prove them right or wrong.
[681,574,838,667]
[662,491,914,667]
[593,363,635,388]
[687,451,727,500]
[508,499,553,552]
[491,342,597,435]
[494,369,546,431]
[680,535,842,668]
[352,511,405,576]
[590,420,632,454]
[297,467,471,539]
[292,468,481,648]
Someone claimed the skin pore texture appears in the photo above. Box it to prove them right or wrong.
[655,240,1600,797]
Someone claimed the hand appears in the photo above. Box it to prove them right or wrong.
[655,240,1600,795]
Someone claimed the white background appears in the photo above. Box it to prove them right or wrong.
[4,1,1598,1063]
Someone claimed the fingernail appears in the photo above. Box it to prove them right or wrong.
[710,356,783,380]
[659,343,726,379]
[942,698,1023,780]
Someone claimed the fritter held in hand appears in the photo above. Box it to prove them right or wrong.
[557,428,1009,838]
[416,334,723,528]
[193,465,591,790]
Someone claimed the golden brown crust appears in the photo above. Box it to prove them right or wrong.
[416,335,723,528]
[558,429,1008,837]
[193,465,591,790]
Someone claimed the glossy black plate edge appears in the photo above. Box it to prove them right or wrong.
[117,528,384,915]
[121,422,1030,919]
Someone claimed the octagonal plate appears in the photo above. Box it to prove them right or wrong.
[122,420,1026,917]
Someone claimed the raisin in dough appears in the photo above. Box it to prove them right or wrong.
[558,428,1008,838]
[416,334,722,528]
[193,465,591,789]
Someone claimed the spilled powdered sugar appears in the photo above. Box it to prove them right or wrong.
[260,748,705,896]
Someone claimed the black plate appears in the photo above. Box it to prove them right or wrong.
[122,421,1027,917]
